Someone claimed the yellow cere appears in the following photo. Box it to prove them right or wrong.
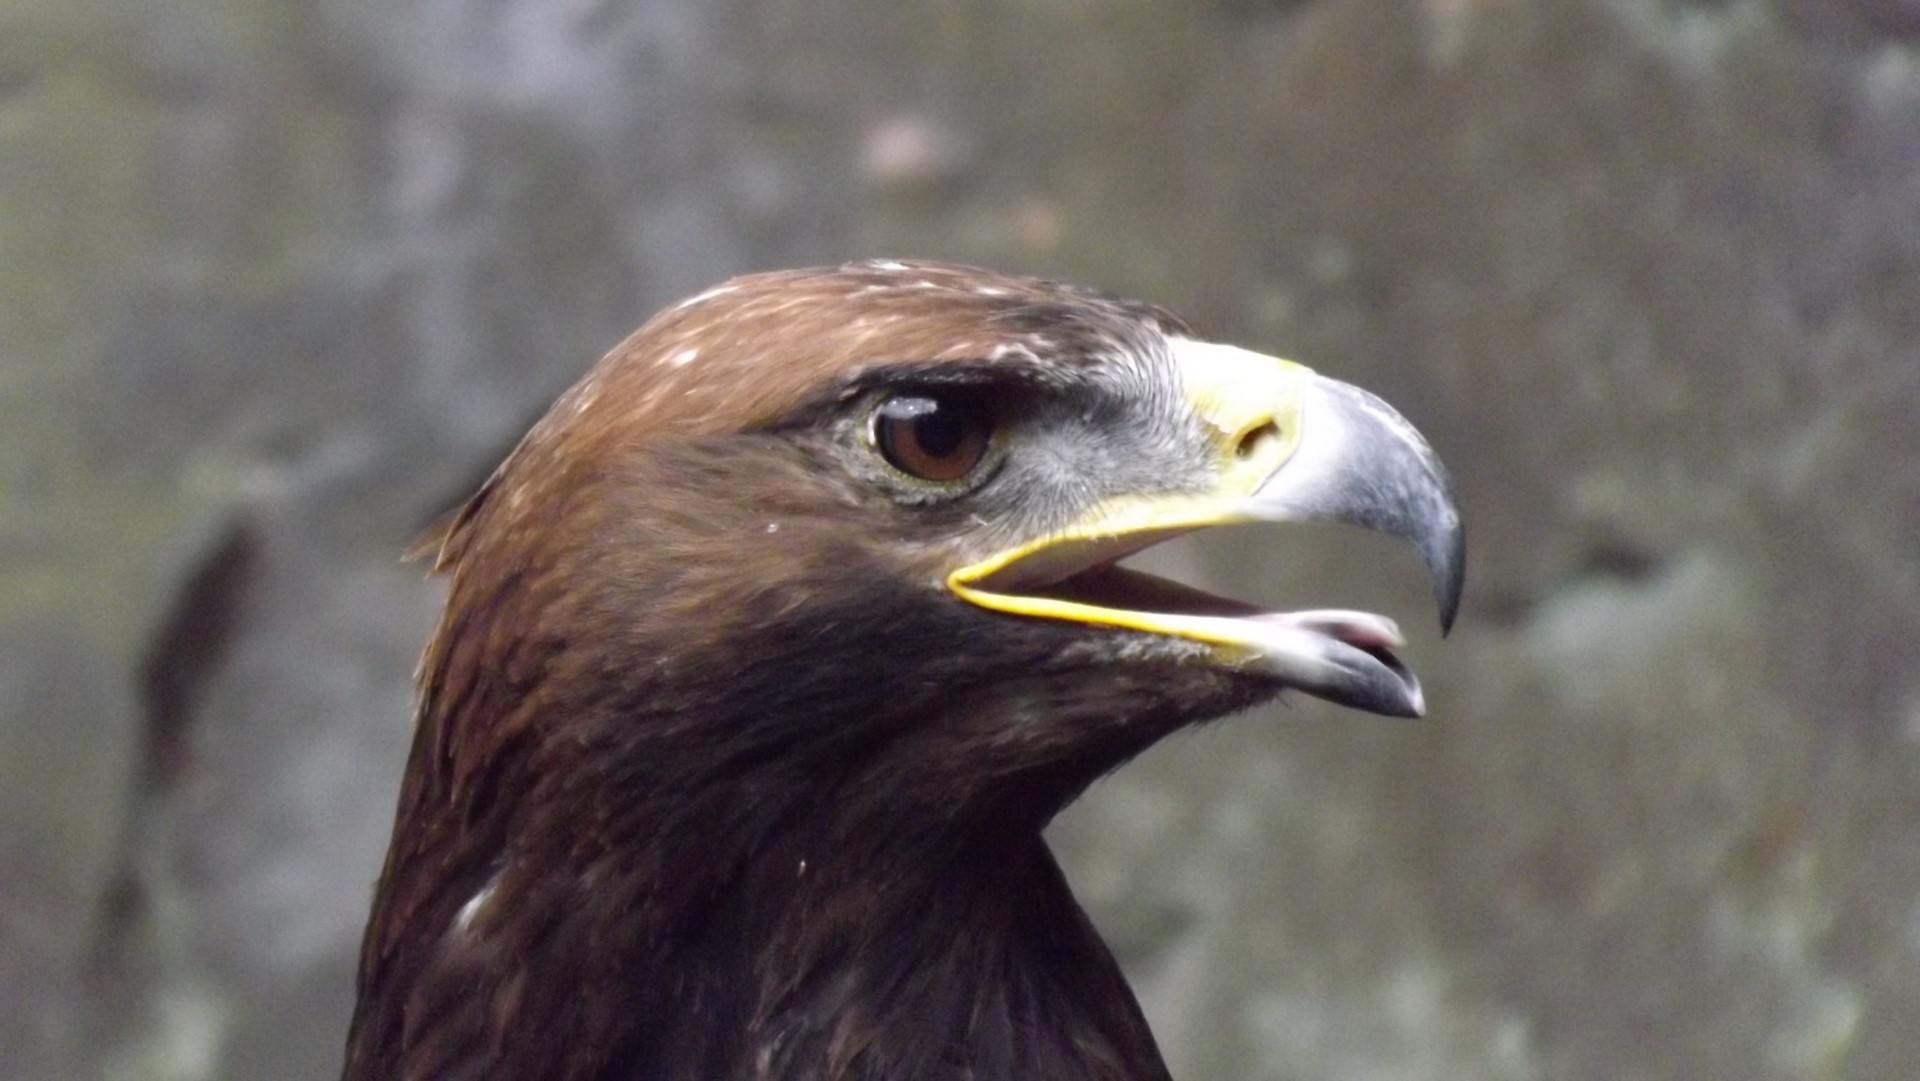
[1173,339,1311,494]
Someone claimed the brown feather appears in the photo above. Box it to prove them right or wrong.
[344,261,1261,1081]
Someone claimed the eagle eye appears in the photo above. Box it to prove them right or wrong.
[870,392,994,484]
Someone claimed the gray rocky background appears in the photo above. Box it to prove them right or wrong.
[4,0,1918,1078]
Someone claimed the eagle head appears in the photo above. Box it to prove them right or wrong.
[346,260,1463,1081]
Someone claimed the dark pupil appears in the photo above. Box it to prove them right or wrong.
[910,403,966,460]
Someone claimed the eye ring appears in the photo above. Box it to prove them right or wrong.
[869,392,994,484]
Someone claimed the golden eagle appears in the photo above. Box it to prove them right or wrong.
[344,261,1463,1080]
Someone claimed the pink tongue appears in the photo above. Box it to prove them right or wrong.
[1253,610,1405,652]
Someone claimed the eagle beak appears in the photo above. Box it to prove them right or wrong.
[1225,351,1466,635]
[949,339,1464,719]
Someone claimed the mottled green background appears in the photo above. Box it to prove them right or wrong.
[4,1,1918,1078]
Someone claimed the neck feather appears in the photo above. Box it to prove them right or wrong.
[346,703,1173,1081]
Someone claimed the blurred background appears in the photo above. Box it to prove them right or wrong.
[5,0,1919,1077]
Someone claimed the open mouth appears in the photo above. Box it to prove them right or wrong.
[954,531,1427,718]
[946,346,1463,721]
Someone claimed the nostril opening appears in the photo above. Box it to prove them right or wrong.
[1235,421,1280,460]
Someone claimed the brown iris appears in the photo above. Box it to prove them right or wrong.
[872,393,993,483]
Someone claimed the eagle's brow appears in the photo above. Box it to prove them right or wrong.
[749,359,1073,433]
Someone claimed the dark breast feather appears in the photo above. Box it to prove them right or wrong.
[343,262,1214,1080]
